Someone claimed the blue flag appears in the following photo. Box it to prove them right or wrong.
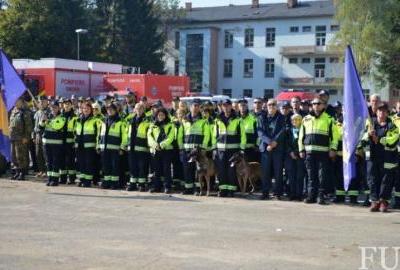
[343,46,369,191]
[0,49,27,161]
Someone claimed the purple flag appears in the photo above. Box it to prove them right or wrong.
[0,49,27,111]
[0,49,27,160]
[343,46,369,191]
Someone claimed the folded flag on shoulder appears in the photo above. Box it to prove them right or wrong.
[0,49,28,161]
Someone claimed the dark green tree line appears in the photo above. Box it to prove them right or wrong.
[0,0,179,73]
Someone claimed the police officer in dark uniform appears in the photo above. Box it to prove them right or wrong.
[257,98,286,200]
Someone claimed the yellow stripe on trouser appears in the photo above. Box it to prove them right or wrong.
[219,184,237,191]
[185,183,194,189]
[138,178,147,184]
[110,176,119,182]
[130,177,137,183]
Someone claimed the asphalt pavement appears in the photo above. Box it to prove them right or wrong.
[0,179,399,270]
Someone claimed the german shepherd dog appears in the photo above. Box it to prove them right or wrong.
[229,151,261,194]
[188,147,217,196]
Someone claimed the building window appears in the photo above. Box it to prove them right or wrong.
[363,89,370,100]
[186,34,204,92]
[264,89,274,99]
[175,31,180,49]
[223,59,233,78]
[331,25,340,31]
[302,58,311,64]
[290,26,299,33]
[316,25,326,46]
[243,59,253,78]
[302,26,312,32]
[223,89,232,97]
[330,57,339,63]
[328,89,338,95]
[224,30,233,48]
[289,58,298,64]
[244,28,254,47]
[266,28,275,47]
[243,89,253,98]
[315,57,325,78]
[174,60,179,76]
[265,58,275,78]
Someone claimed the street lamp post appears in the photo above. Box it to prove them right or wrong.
[75,29,88,60]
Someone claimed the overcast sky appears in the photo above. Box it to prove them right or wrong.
[179,0,320,8]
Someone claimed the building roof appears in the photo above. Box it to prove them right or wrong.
[13,58,122,73]
[183,0,334,24]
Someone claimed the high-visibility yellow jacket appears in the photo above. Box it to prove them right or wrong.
[298,111,338,154]
[75,116,100,149]
[127,114,151,152]
[42,114,66,145]
[98,116,127,151]
[177,114,210,151]
[212,112,246,151]
[147,121,176,153]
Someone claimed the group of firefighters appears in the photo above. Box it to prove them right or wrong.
[8,90,400,212]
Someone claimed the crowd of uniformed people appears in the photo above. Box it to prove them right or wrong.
[8,90,400,212]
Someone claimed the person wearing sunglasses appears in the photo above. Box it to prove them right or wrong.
[299,97,338,205]
[257,98,286,200]
[252,97,264,118]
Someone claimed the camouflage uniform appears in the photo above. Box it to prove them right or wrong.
[34,107,51,173]
[9,107,33,173]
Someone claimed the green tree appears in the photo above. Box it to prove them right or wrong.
[0,0,89,59]
[93,0,165,73]
[334,0,400,87]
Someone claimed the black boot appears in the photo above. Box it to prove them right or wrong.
[392,197,400,209]
[181,188,194,195]
[362,195,371,207]
[349,196,359,205]
[17,169,26,181]
[333,195,345,204]
[318,194,328,205]
[67,175,76,185]
[59,175,67,184]
[126,182,137,191]
[218,190,228,198]
[260,192,270,200]
[11,169,20,180]
[50,180,59,186]
[100,181,110,189]
[110,181,119,190]
[83,180,91,188]
[46,178,52,186]
[304,196,317,204]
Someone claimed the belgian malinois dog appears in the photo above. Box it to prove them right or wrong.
[229,151,261,194]
[188,147,217,196]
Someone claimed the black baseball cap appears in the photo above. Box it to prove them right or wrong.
[280,101,291,108]
[192,98,201,105]
[377,102,389,111]
[222,99,232,105]
[318,90,330,97]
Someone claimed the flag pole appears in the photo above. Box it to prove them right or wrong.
[24,88,39,109]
